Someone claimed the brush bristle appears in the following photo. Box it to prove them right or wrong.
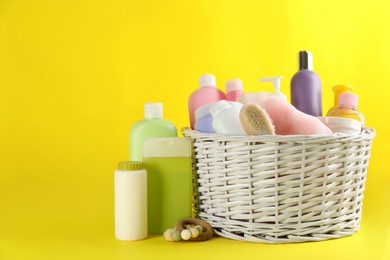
[239,104,275,135]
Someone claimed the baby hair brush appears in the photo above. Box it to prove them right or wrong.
[239,103,275,135]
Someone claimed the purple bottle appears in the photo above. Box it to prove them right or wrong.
[290,50,322,116]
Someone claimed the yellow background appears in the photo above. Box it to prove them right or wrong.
[1,0,389,259]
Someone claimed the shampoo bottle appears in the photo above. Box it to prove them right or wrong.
[290,50,322,116]
[259,76,287,101]
[188,74,226,129]
[237,76,286,105]
[143,137,193,235]
[130,102,177,161]
[225,79,245,101]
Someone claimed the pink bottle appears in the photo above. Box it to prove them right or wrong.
[188,74,226,129]
[225,79,245,101]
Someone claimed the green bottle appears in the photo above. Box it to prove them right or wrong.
[130,102,177,161]
[143,137,193,235]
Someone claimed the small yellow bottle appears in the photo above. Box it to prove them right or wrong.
[326,92,365,124]
[327,85,354,115]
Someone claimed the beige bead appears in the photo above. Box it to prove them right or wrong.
[189,227,199,238]
[195,225,203,233]
[163,228,175,241]
[181,229,191,240]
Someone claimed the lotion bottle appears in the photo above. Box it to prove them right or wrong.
[259,76,287,101]
[188,74,226,129]
[225,79,245,101]
[290,50,322,116]
[130,102,177,161]
[236,76,286,106]
[143,137,193,235]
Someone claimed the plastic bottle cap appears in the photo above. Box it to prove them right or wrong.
[299,50,313,70]
[199,74,216,88]
[339,92,358,108]
[332,85,354,93]
[209,100,230,118]
[144,102,163,119]
[118,161,144,171]
[259,76,287,101]
[225,79,243,93]
[331,85,354,108]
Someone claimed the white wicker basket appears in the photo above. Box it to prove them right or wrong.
[183,127,376,243]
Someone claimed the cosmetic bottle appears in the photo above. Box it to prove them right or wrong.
[210,100,246,135]
[130,102,177,161]
[143,137,193,235]
[259,76,287,101]
[326,85,354,115]
[317,116,362,134]
[326,92,365,124]
[236,76,286,106]
[115,161,147,241]
[194,103,215,133]
[290,50,322,116]
[188,74,226,129]
[225,79,245,101]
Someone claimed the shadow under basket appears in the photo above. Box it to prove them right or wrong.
[182,127,376,243]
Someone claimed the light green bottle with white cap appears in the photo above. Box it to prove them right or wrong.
[130,102,177,161]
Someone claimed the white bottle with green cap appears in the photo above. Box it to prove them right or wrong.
[130,102,177,161]
[114,161,147,240]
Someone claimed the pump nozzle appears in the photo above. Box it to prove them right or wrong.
[259,76,287,101]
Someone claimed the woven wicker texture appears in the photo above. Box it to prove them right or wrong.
[183,127,376,243]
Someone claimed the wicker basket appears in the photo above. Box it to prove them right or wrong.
[183,127,376,243]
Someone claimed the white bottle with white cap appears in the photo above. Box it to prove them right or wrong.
[188,74,226,129]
